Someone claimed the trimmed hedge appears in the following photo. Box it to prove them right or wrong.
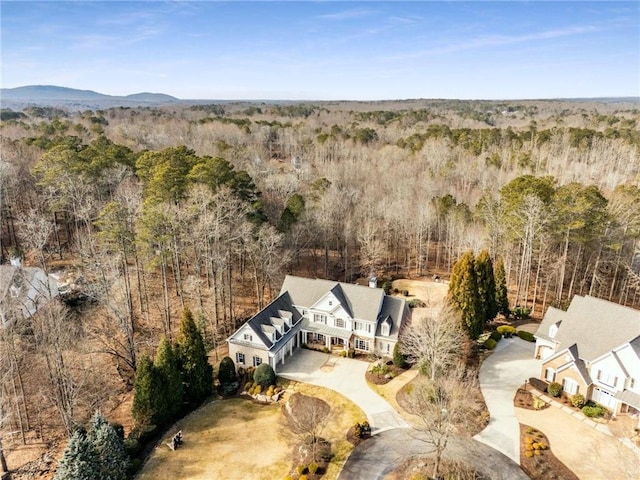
[517,330,535,342]
[483,338,497,350]
[490,331,502,341]
[496,325,516,335]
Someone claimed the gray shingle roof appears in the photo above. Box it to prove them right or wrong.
[534,306,565,343]
[614,389,640,410]
[548,295,640,361]
[280,275,385,322]
[229,292,302,351]
[375,296,409,339]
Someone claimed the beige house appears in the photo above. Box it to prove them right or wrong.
[534,295,640,418]
[228,275,410,373]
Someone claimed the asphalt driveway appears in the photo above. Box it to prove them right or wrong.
[278,349,409,433]
[338,428,530,480]
[474,337,540,463]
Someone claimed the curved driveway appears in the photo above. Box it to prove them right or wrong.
[278,349,409,433]
[473,338,540,463]
[338,428,530,480]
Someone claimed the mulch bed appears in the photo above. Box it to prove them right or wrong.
[514,388,536,410]
[519,424,579,480]
[514,388,580,479]
[365,364,407,385]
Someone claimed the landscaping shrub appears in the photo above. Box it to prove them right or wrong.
[483,338,497,350]
[407,298,426,308]
[296,465,307,475]
[299,476,308,480]
[533,397,547,410]
[511,305,531,320]
[353,421,371,438]
[517,330,535,342]
[308,463,319,474]
[253,363,276,388]
[490,331,502,341]
[244,382,253,392]
[547,382,563,397]
[571,393,586,408]
[347,348,355,358]
[393,343,408,368]
[582,404,608,418]
[496,325,516,335]
[218,356,237,385]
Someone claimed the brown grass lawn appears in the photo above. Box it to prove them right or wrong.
[390,278,448,318]
[136,383,365,480]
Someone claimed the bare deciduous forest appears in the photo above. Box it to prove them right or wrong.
[1,99,639,476]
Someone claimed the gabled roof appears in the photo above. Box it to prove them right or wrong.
[537,295,640,362]
[375,296,408,339]
[228,292,302,351]
[554,344,592,385]
[534,306,564,343]
[280,275,385,322]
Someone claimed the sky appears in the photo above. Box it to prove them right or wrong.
[1,1,639,100]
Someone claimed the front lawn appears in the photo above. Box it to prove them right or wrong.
[136,383,364,480]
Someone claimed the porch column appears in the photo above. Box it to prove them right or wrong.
[325,336,331,349]
[343,338,348,351]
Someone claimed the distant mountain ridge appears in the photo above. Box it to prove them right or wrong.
[1,85,180,109]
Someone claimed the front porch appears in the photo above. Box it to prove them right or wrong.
[302,331,351,353]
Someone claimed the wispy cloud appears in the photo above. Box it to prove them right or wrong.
[388,24,602,61]
[316,8,378,21]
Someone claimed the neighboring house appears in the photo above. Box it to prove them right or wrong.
[0,263,59,326]
[228,275,410,373]
[534,295,640,418]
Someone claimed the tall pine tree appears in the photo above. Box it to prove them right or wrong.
[448,251,483,339]
[155,336,184,422]
[494,256,510,318]
[54,430,100,480]
[131,356,164,427]
[176,308,213,404]
[88,412,129,480]
[475,250,498,323]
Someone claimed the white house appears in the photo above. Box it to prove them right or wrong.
[534,295,640,418]
[228,275,410,373]
[0,264,59,326]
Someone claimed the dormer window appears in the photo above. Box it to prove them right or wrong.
[382,324,390,336]
[549,324,558,338]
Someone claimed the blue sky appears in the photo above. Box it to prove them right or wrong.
[1,1,638,100]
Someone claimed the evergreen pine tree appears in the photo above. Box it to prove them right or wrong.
[448,251,483,339]
[91,418,129,480]
[475,249,498,323]
[54,430,100,480]
[494,256,510,317]
[176,308,213,404]
[154,336,184,423]
[131,356,163,427]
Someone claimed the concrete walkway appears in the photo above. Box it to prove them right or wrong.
[278,349,409,433]
[474,338,540,463]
